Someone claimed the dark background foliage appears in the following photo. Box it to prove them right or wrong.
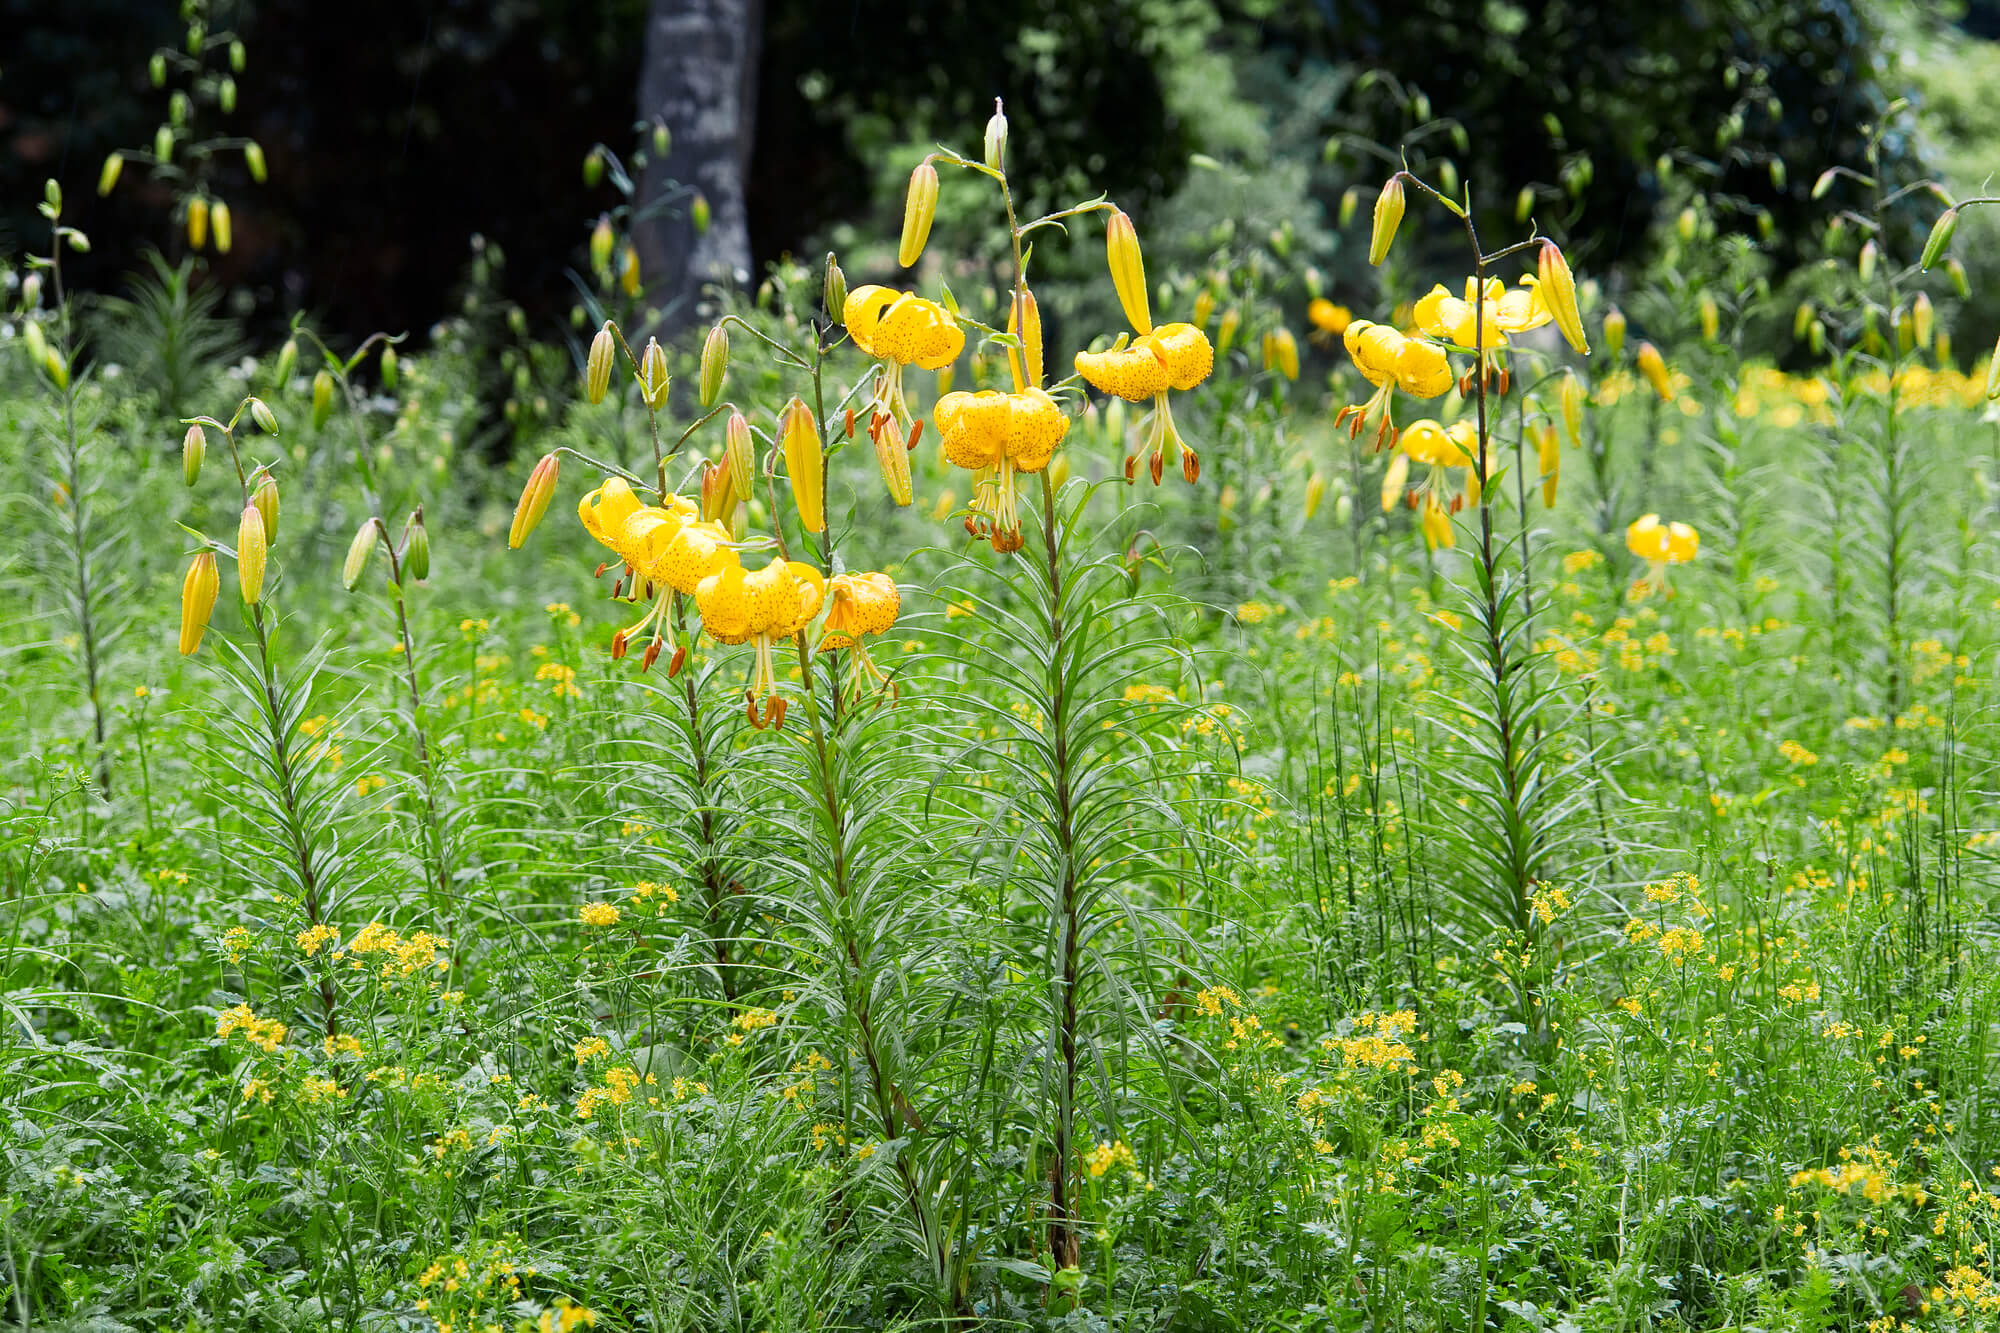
[0,0,1977,344]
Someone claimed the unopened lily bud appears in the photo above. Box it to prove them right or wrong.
[181,424,206,486]
[1537,241,1589,354]
[1334,493,1353,526]
[380,345,399,390]
[1535,421,1561,507]
[311,370,335,429]
[1338,185,1361,229]
[274,339,297,389]
[725,411,755,498]
[249,397,279,435]
[583,149,604,188]
[899,162,939,268]
[1105,209,1151,335]
[1437,160,1458,197]
[211,201,233,255]
[509,453,560,548]
[700,460,736,526]
[1987,334,2000,400]
[1515,186,1534,223]
[636,338,671,411]
[402,511,430,581]
[1263,327,1300,381]
[154,125,174,164]
[699,323,728,407]
[1919,208,1956,272]
[343,521,376,590]
[179,552,220,655]
[1677,207,1696,242]
[219,76,237,114]
[823,252,847,319]
[45,348,69,390]
[585,324,615,404]
[1938,330,1953,367]
[1636,342,1672,401]
[690,193,711,234]
[1305,472,1327,519]
[653,124,671,156]
[23,319,47,367]
[1217,308,1241,356]
[1698,293,1719,343]
[983,102,1008,172]
[1559,371,1584,448]
[1008,287,1044,389]
[1858,239,1878,284]
[170,91,192,126]
[1862,306,1883,355]
[230,38,246,72]
[245,141,267,183]
[98,153,124,196]
[1809,319,1827,355]
[1947,258,1969,300]
[1894,307,1914,356]
[237,504,268,604]
[1793,302,1815,340]
[590,216,614,274]
[1192,289,1214,329]
[251,473,280,542]
[150,52,167,87]
[21,273,41,311]
[619,244,641,296]
[186,197,209,251]
[780,396,825,533]
[1368,176,1405,266]
[1912,291,1934,350]
[1602,306,1626,357]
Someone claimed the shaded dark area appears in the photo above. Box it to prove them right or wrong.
[0,0,1958,344]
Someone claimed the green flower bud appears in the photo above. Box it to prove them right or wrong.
[699,323,728,407]
[402,511,430,582]
[311,370,335,429]
[248,397,279,436]
[182,424,206,486]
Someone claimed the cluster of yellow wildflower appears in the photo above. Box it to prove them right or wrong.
[577,902,620,928]
[573,1064,646,1120]
[216,1003,287,1052]
[1529,884,1572,926]
[1083,1138,1138,1179]
[1319,1010,1420,1072]
[341,922,451,980]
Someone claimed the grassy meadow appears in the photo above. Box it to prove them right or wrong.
[9,100,2000,1333]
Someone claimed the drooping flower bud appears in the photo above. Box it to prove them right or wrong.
[23,320,46,366]
[248,397,279,435]
[1698,293,1719,343]
[219,76,237,114]
[237,504,268,604]
[1858,239,1878,284]
[244,141,267,183]
[690,193,711,234]
[402,510,430,582]
[583,149,605,188]
[182,424,206,486]
[1007,286,1044,390]
[1537,241,1590,354]
[983,101,1008,172]
[509,453,560,549]
[1105,209,1151,335]
[590,216,614,275]
[1368,176,1405,267]
[343,520,376,590]
[1192,289,1215,329]
[724,411,756,496]
[1559,371,1584,449]
[1911,291,1934,350]
[699,323,728,407]
[899,162,939,268]
[274,339,297,388]
[586,323,615,404]
[150,52,167,87]
[620,244,641,296]
[823,252,847,319]
[780,396,825,533]
[1793,302,1815,340]
[98,153,124,196]
[251,473,280,543]
[20,273,42,310]
[180,552,219,655]
[380,345,399,391]
[1339,186,1360,229]
[1602,306,1626,357]
[636,338,671,411]
[653,124,671,157]
[210,201,233,254]
[154,125,174,164]
[1636,342,1672,402]
[186,197,210,251]
[230,38,246,72]
[1534,420,1561,508]
[312,370,335,429]
[1947,258,1969,300]
[1263,327,1300,381]
[1304,472,1327,519]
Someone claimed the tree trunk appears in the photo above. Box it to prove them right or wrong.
[635,0,762,337]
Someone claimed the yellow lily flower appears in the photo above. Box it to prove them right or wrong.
[935,387,1069,552]
[1412,276,1551,393]
[696,554,827,728]
[1335,319,1452,450]
[844,285,965,459]
[1625,513,1699,597]
[820,571,901,698]
[1074,321,1214,484]
[578,477,732,668]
